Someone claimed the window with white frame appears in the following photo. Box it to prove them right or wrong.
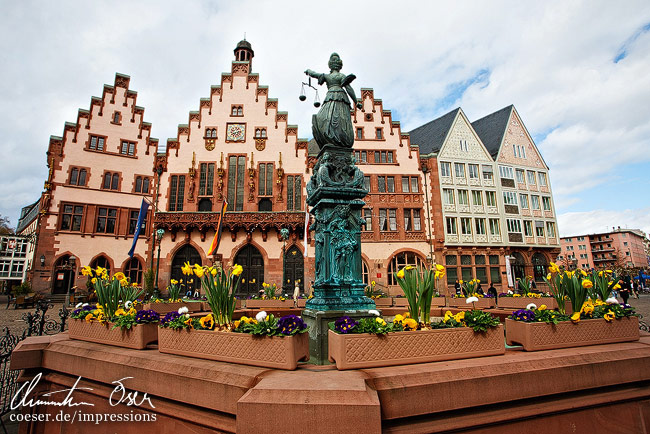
[519,193,529,209]
[454,163,465,178]
[531,195,540,210]
[489,218,500,235]
[440,162,451,177]
[471,191,483,206]
[443,189,455,205]
[535,221,545,237]
[538,172,547,186]
[485,191,497,207]
[482,165,493,180]
[499,165,514,179]
[546,222,556,238]
[506,219,522,233]
[527,171,536,185]
[468,164,479,179]
[503,191,518,205]
[516,169,525,184]
[457,190,469,205]
[542,196,551,211]
[460,139,469,152]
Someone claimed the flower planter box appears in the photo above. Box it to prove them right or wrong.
[143,301,203,315]
[296,299,307,308]
[68,320,158,350]
[431,296,446,307]
[158,328,309,370]
[328,325,504,370]
[392,298,408,307]
[245,299,293,309]
[505,317,640,351]
[373,298,393,307]
[446,297,496,309]
[497,297,558,310]
[202,300,241,312]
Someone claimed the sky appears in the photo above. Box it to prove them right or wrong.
[1,0,649,237]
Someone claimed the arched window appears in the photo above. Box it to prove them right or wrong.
[111,173,119,190]
[531,252,548,282]
[387,251,425,285]
[124,258,143,285]
[198,198,212,211]
[261,129,266,138]
[237,107,243,116]
[90,256,111,275]
[362,260,370,286]
[231,106,238,116]
[70,168,79,185]
[510,252,526,284]
[135,177,142,193]
[211,129,216,138]
[113,112,120,123]
[103,173,111,189]
[255,129,261,138]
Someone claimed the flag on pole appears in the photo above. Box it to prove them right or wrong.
[207,201,228,256]
[128,198,150,258]
[303,205,310,257]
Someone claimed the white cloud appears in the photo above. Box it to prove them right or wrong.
[1,0,649,231]
[558,208,650,238]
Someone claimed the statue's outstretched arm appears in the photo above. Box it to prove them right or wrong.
[305,69,321,79]
[345,85,363,109]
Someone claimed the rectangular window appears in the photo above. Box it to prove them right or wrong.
[446,255,458,265]
[485,191,497,207]
[361,151,367,163]
[468,164,479,179]
[440,162,451,177]
[503,191,518,205]
[454,163,465,178]
[95,207,117,234]
[169,175,186,211]
[387,151,394,163]
[402,177,410,193]
[410,177,419,193]
[363,175,370,192]
[475,218,486,235]
[89,135,105,151]
[499,165,514,179]
[547,222,556,238]
[462,267,472,281]
[471,191,483,206]
[458,190,469,205]
[120,141,135,156]
[258,163,273,196]
[443,189,455,205]
[507,219,522,233]
[538,172,548,186]
[389,209,397,231]
[516,169,525,184]
[490,267,501,283]
[68,168,87,186]
[356,128,363,140]
[386,176,395,193]
[60,204,84,231]
[542,196,551,211]
[376,128,383,139]
[287,175,302,210]
[363,208,372,231]
[378,176,386,193]
[535,221,545,237]
[519,194,529,209]
[482,165,493,180]
[446,217,457,234]
[475,255,486,265]
[461,217,472,235]
[489,255,499,265]
[476,267,487,283]
[446,267,458,284]
[379,209,387,231]
[489,218,500,235]
[404,209,422,231]
[128,209,147,235]
[527,171,536,185]
[523,220,533,237]
[227,156,246,211]
[199,163,215,196]
[531,195,540,210]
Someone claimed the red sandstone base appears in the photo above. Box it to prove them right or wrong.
[328,325,505,370]
[67,320,158,349]
[505,317,640,351]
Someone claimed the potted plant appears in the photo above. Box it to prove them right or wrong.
[143,267,203,314]
[506,299,639,351]
[157,264,309,370]
[497,290,558,310]
[328,309,504,370]
[365,280,392,307]
[393,264,446,323]
[245,282,292,308]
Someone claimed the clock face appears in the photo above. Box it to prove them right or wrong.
[226,123,246,142]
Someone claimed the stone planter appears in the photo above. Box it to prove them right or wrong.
[328,325,504,370]
[202,300,242,312]
[373,297,393,307]
[245,299,293,309]
[505,317,640,351]
[392,297,408,307]
[68,320,158,349]
[446,297,496,309]
[497,297,558,310]
[431,296,446,307]
[296,299,307,308]
[143,301,203,315]
[158,328,309,370]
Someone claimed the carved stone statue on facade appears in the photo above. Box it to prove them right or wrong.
[305,53,362,149]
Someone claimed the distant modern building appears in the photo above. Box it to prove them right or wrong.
[0,201,39,292]
[559,227,649,270]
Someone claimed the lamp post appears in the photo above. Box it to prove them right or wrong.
[65,255,76,307]
[154,228,165,299]
[420,162,434,265]
[150,164,164,271]
[279,228,289,293]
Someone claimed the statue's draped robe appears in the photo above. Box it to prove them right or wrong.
[312,72,356,148]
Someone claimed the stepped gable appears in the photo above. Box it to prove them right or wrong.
[408,108,461,156]
[470,105,513,159]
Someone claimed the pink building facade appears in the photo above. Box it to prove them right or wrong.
[559,227,649,270]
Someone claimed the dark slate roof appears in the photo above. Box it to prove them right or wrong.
[407,108,460,155]
[471,105,513,159]
[235,39,253,53]
[307,138,319,156]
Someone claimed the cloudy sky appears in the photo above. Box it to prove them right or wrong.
[1,0,649,237]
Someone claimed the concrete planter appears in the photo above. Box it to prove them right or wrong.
[430,296,446,307]
[447,297,496,309]
[202,299,242,312]
[328,325,505,370]
[158,327,309,370]
[142,301,203,314]
[498,297,558,310]
[392,297,408,307]
[68,320,158,349]
[505,317,640,351]
[373,297,393,307]
[245,299,293,309]
[296,299,307,308]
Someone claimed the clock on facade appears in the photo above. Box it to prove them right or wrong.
[226,123,246,142]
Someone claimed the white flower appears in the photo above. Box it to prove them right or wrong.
[256,311,267,322]
[368,309,380,316]
[605,297,619,304]
[526,303,537,310]
[466,296,479,303]
[82,303,89,307]
[184,314,190,319]
[178,306,189,315]
[75,303,83,308]
[507,290,513,295]
[124,301,133,309]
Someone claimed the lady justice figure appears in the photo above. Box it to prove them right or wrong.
[305,53,363,148]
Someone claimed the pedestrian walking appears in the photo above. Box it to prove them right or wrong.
[619,278,630,305]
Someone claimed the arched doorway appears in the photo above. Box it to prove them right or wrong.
[233,244,264,297]
[387,251,425,285]
[283,245,304,293]
[171,245,202,293]
[52,255,76,295]
[531,252,548,282]
[510,252,526,285]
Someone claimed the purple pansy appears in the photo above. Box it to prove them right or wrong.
[334,316,358,334]
[135,309,160,324]
[160,311,181,325]
[511,309,535,322]
[277,315,307,335]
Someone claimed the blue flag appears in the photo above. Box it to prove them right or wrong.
[128,198,150,258]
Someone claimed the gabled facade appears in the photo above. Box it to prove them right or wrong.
[30,73,156,295]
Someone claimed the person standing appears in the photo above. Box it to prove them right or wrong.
[487,283,498,298]
[454,279,461,295]
[619,278,630,305]
[632,280,640,299]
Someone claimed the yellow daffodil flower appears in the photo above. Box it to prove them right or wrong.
[371,280,376,286]
[120,278,129,286]
[181,261,193,276]
[171,279,178,285]
[579,269,587,277]
[571,312,581,323]
[193,264,205,279]
[81,266,93,277]
[436,264,445,272]
[459,280,463,284]
[396,268,405,279]
[211,267,218,277]
[91,278,97,284]
[114,272,126,281]
[548,262,560,273]
[581,279,593,289]
[605,270,613,274]
[231,264,243,276]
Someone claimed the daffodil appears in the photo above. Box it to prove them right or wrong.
[181,261,193,276]
[581,279,593,289]
[231,264,243,276]
[171,279,178,285]
[548,262,560,274]
[396,268,405,279]
[435,264,445,272]
[579,269,587,277]
[81,266,93,277]
[193,264,204,278]
[91,277,97,284]
[211,267,218,277]
[114,272,126,281]
[120,278,129,286]
[571,312,581,323]
[546,273,552,280]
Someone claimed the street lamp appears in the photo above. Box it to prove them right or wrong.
[66,255,76,307]
[150,164,164,271]
[279,228,289,292]
[153,228,165,299]
[420,162,434,265]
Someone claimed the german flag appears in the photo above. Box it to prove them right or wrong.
[207,201,228,256]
